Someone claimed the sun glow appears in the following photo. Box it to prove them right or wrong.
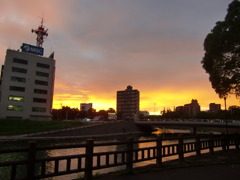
[53,88,239,113]
[53,94,116,111]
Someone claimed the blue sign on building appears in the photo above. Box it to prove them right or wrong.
[21,43,44,56]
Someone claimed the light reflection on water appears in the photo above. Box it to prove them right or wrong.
[0,129,193,180]
[47,139,126,180]
[152,128,190,135]
[46,129,191,180]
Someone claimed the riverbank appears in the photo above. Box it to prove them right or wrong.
[0,119,87,135]
[0,121,144,142]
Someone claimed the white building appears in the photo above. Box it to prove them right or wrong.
[0,48,55,120]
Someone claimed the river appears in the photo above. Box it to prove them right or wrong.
[0,128,191,180]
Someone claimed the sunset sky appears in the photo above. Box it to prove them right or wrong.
[0,0,239,114]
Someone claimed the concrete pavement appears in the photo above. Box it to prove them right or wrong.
[95,149,240,180]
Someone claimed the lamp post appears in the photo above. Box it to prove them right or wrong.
[224,97,228,134]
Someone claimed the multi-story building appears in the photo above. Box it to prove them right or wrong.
[80,103,93,111]
[0,19,55,120]
[184,99,201,117]
[117,85,139,120]
[209,103,221,113]
[175,106,184,113]
[0,48,55,120]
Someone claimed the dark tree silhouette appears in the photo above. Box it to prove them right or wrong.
[107,108,116,113]
[202,0,240,98]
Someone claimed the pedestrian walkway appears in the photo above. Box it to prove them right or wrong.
[95,149,240,180]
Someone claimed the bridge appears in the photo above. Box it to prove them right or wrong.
[135,119,240,134]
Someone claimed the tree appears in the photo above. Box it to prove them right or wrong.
[107,108,116,113]
[51,106,79,120]
[87,108,96,118]
[202,0,240,99]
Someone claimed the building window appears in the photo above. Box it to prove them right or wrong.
[9,86,25,92]
[7,105,23,111]
[13,58,28,65]
[8,96,24,101]
[32,107,46,112]
[34,89,48,94]
[35,80,48,86]
[33,98,47,103]
[12,67,27,74]
[11,76,26,83]
[36,71,49,77]
[37,63,49,69]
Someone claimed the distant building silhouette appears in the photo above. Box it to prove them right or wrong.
[80,103,93,111]
[209,103,221,113]
[117,85,139,120]
[176,106,184,113]
[183,99,201,117]
[140,111,149,117]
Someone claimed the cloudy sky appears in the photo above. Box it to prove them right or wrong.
[0,0,239,113]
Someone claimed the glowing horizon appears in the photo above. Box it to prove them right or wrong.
[1,0,239,115]
[52,87,239,114]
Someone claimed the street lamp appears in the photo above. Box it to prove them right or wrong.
[224,97,228,134]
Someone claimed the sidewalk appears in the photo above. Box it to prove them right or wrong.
[95,149,240,180]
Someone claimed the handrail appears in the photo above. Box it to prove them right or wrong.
[0,133,239,180]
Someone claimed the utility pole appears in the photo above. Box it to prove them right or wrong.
[224,97,228,134]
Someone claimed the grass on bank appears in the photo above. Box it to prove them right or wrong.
[0,119,87,136]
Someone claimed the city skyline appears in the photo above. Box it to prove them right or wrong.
[0,0,239,114]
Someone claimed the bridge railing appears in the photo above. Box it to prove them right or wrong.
[0,134,239,180]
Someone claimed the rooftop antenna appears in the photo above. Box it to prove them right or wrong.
[31,17,48,47]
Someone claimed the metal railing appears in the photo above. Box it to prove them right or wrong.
[0,133,239,180]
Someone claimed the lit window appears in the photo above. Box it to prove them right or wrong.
[7,105,23,111]
[8,96,24,101]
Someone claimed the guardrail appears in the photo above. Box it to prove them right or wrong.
[0,133,239,180]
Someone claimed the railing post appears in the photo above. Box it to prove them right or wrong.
[209,133,214,154]
[84,139,94,180]
[221,133,226,151]
[195,135,201,156]
[156,136,162,166]
[177,134,184,161]
[126,137,134,174]
[226,134,230,151]
[27,141,37,180]
[235,133,239,150]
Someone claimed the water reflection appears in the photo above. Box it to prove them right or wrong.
[0,129,192,180]
[152,128,190,135]
[0,142,28,180]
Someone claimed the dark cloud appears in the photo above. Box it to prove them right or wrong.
[1,0,238,111]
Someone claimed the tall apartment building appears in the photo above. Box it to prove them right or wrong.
[209,103,221,113]
[184,99,201,117]
[117,85,139,120]
[0,48,55,120]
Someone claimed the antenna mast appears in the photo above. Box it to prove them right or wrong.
[31,18,48,47]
